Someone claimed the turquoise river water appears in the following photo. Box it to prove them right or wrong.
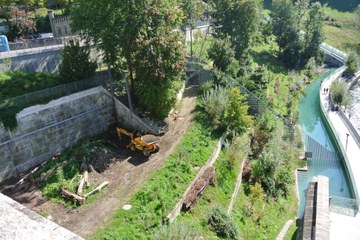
[297,69,353,217]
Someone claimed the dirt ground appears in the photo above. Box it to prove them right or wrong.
[0,77,199,238]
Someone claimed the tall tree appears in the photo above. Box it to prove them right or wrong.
[71,0,185,117]
[303,2,324,64]
[59,40,97,83]
[211,0,260,61]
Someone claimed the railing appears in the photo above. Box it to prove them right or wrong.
[328,75,360,150]
[320,42,348,62]
[8,35,80,51]
[330,196,359,217]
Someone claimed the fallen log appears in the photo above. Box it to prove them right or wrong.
[182,167,215,211]
[84,181,109,199]
[61,188,85,205]
[77,171,87,196]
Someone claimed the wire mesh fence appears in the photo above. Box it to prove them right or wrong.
[8,35,81,51]
[1,71,109,107]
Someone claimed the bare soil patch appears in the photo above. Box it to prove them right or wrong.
[0,78,199,237]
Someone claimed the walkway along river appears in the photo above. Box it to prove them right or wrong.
[297,69,353,217]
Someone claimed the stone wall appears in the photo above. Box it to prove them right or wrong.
[0,86,158,182]
[0,87,114,182]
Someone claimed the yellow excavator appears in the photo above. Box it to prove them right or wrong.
[116,127,160,157]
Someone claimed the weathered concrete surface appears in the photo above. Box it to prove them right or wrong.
[0,193,82,240]
[315,176,330,240]
[0,87,114,182]
[0,86,159,183]
[302,176,330,240]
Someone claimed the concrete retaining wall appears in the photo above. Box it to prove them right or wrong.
[0,87,114,182]
[0,86,158,182]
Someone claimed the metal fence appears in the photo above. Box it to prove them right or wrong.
[8,35,80,51]
[330,196,359,217]
[1,71,109,107]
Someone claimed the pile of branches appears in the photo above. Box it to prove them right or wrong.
[182,166,215,211]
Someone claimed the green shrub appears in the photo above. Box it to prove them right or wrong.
[331,80,351,106]
[202,85,229,125]
[345,52,359,75]
[154,222,200,240]
[208,38,235,73]
[208,207,240,239]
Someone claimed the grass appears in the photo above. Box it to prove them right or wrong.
[284,220,299,240]
[252,41,287,75]
[231,185,298,240]
[90,104,220,239]
[174,147,244,238]
[323,6,360,54]
[33,139,111,207]
[0,71,61,101]
[0,71,63,129]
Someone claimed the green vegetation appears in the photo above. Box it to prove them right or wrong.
[90,105,220,239]
[331,80,351,107]
[71,0,186,118]
[59,40,97,83]
[323,6,360,54]
[0,71,60,101]
[0,70,60,129]
[33,139,111,207]
[208,207,240,239]
[345,52,359,75]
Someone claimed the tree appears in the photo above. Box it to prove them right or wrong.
[303,2,324,64]
[7,6,36,40]
[71,0,185,118]
[211,0,260,64]
[345,52,359,75]
[224,87,253,134]
[355,5,360,30]
[59,40,97,83]
[331,80,351,107]
[208,38,235,73]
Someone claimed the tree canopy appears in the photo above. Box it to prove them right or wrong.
[71,0,186,117]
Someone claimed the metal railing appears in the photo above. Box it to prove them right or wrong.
[330,196,359,217]
[8,35,80,51]
[320,42,348,62]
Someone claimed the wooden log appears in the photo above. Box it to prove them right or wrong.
[84,181,109,199]
[84,170,90,187]
[77,174,85,196]
[61,188,85,205]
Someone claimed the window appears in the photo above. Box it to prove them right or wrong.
[57,27,62,36]
[64,26,68,35]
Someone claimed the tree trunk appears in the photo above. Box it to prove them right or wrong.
[84,181,109,199]
[61,188,85,205]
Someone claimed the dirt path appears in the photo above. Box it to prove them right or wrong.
[0,78,199,237]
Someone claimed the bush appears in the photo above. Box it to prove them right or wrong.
[224,87,253,135]
[345,52,359,76]
[202,85,229,125]
[135,79,183,118]
[208,38,235,73]
[331,80,351,106]
[224,134,250,170]
[208,207,240,239]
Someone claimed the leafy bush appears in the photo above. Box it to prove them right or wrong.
[331,80,351,106]
[224,87,253,135]
[202,85,229,125]
[59,40,97,83]
[208,38,235,73]
[208,207,240,239]
[135,79,183,118]
[345,52,359,75]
